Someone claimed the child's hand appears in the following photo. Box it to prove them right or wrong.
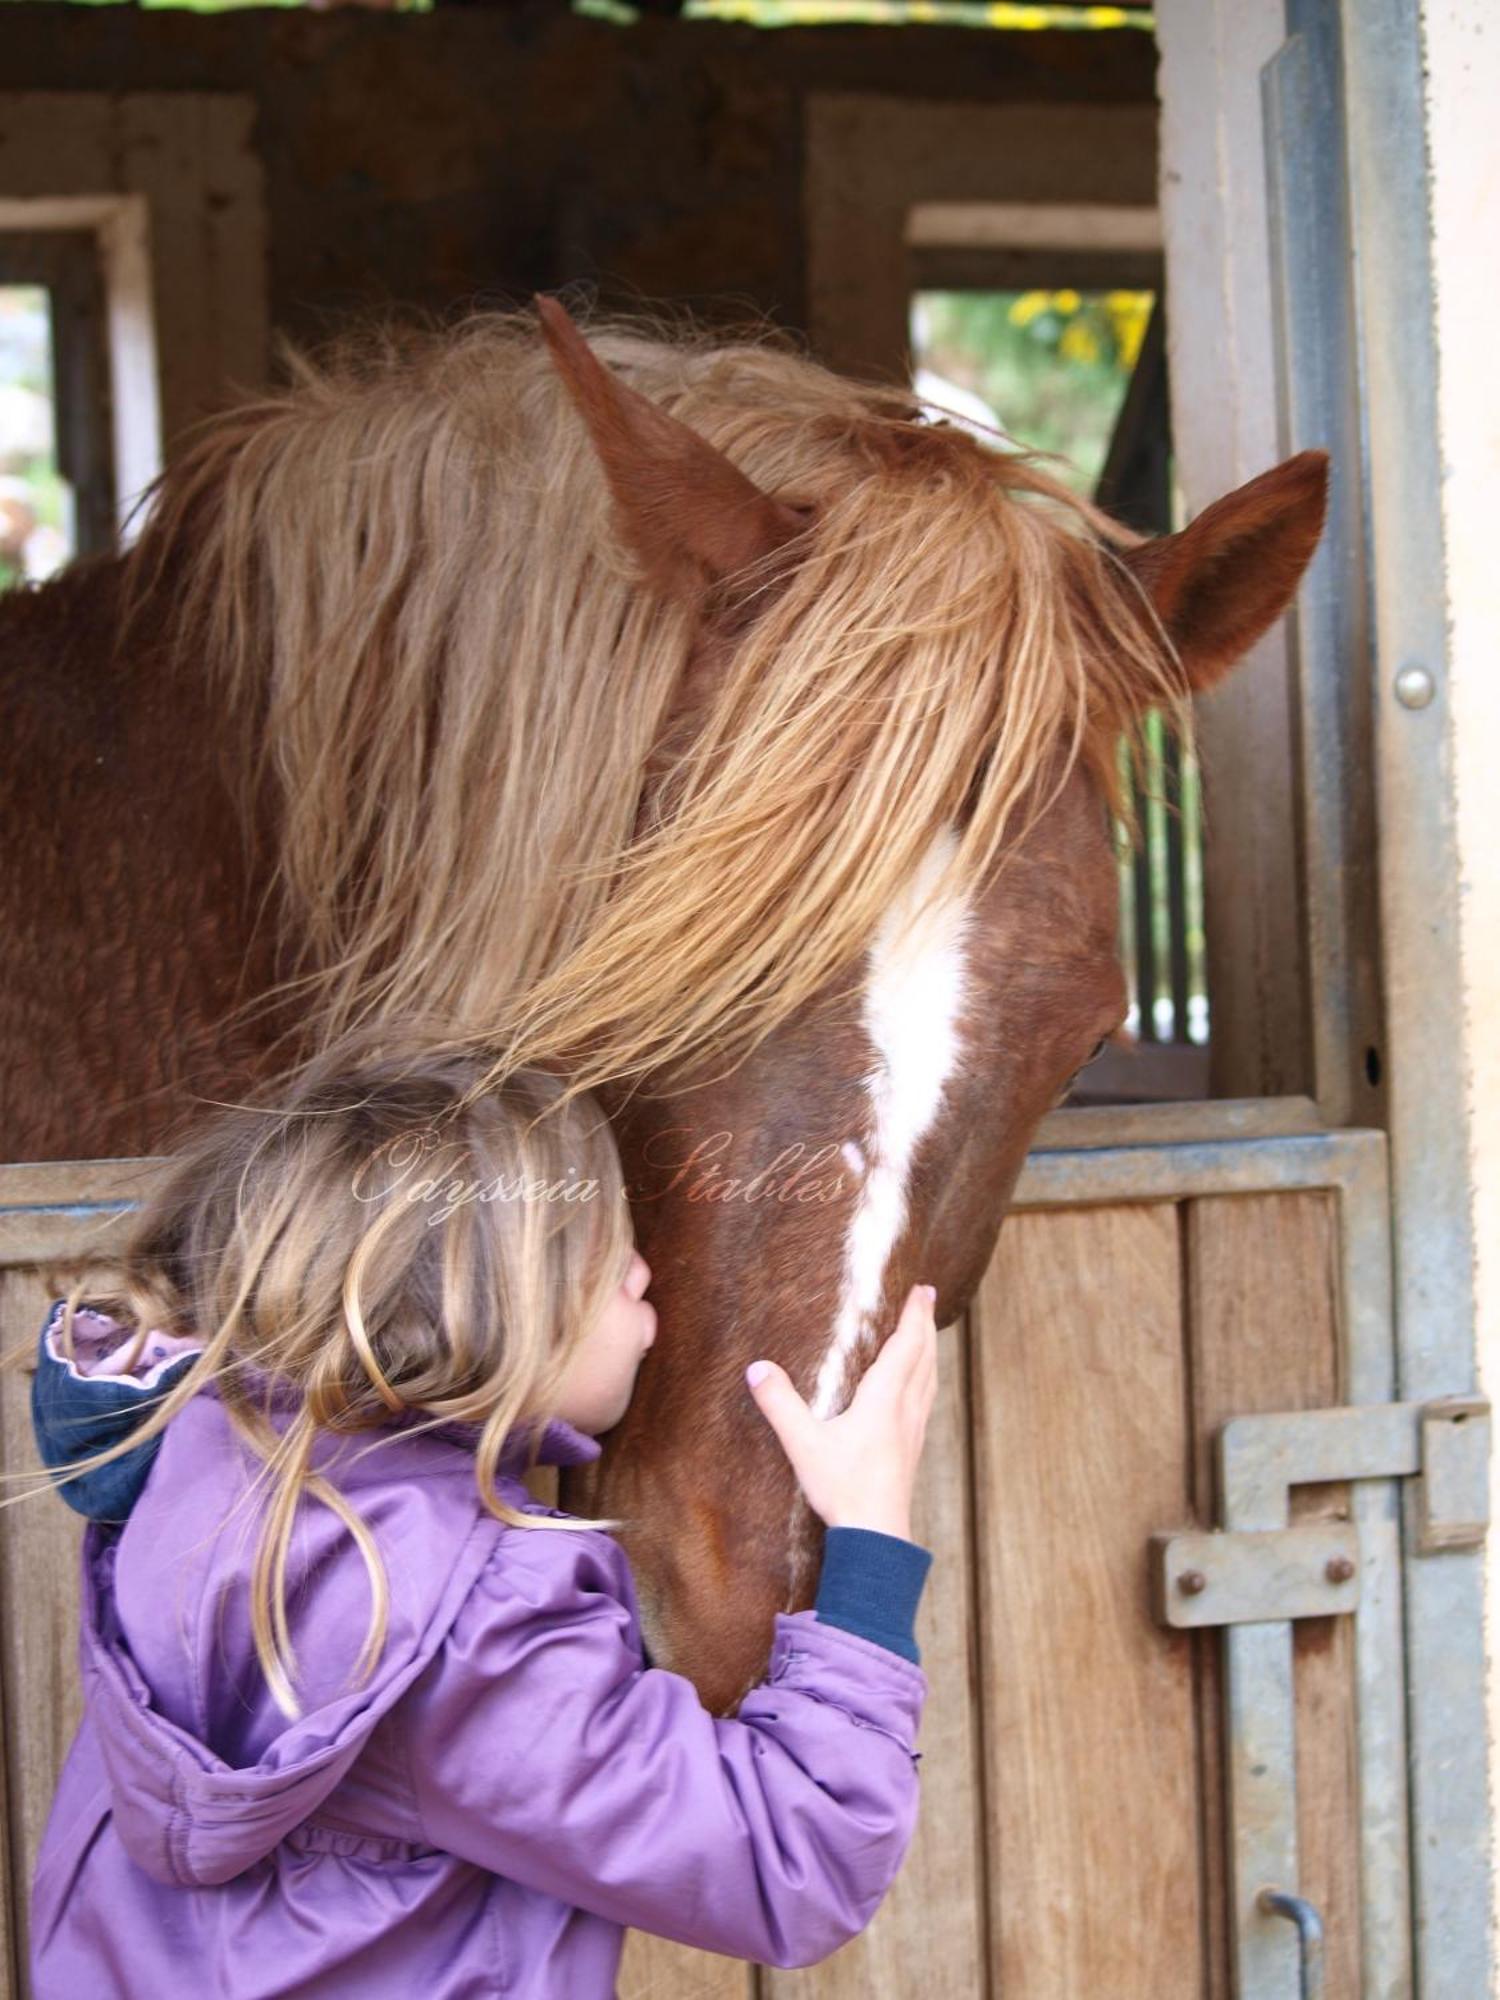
[744,1283,938,1542]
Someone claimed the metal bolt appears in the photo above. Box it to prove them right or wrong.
[1394,664,1435,710]
[1177,1569,1208,1596]
[1325,1554,1356,1584]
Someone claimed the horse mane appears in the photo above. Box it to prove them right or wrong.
[118,301,1189,1113]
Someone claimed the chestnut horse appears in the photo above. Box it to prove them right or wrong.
[0,297,1327,1710]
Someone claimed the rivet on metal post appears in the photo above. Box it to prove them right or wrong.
[1177,1569,1207,1596]
[1257,1887,1326,2000]
[1324,1554,1356,1584]
[1393,663,1435,709]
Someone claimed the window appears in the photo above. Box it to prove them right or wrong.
[0,233,117,586]
[910,273,1208,1100]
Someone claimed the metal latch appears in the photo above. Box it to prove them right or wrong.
[1152,1523,1361,1629]
[1150,1395,1489,1630]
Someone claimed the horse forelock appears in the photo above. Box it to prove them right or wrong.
[117,304,1189,1116]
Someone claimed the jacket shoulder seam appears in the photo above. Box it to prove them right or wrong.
[773,1609,929,1692]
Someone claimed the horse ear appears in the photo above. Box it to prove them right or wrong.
[535,295,813,604]
[1118,450,1330,691]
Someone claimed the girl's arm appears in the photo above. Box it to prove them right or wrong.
[403,1519,930,1970]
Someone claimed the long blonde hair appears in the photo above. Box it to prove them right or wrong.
[121,298,1189,1123]
[6,1026,635,1719]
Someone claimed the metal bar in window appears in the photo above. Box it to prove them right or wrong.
[1163,727,1191,1042]
[1132,740,1159,1044]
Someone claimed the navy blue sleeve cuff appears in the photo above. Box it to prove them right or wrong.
[812,1525,933,1665]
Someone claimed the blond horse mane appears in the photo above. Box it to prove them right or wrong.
[120,301,1189,1116]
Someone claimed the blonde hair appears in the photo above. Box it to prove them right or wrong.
[121,298,1189,1125]
[5,1025,635,1719]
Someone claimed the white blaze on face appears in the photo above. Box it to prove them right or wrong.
[772,824,972,1624]
[775,826,972,1618]
[810,826,972,1423]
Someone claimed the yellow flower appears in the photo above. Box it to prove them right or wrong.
[1007,291,1051,328]
[1059,318,1100,364]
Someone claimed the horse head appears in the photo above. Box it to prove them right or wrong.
[530,298,1328,1708]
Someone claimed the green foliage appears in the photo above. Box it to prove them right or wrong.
[914,287,1152,493]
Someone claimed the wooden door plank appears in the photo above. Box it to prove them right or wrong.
[0,1268,87,1996]
[0,1278,26,2000]
[969,1202,1202,1998]
[1185,1190,1358,2000]
[766,1312,985,1998]
[616,1926,751,2000]
[0,1623,13,2000]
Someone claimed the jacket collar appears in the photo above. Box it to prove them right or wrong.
[195,1369,603,1473]
[40,1300,603,1476]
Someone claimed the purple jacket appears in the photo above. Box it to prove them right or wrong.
[30,1313,928,1997]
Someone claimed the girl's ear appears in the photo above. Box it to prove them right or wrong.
[1118,449,1330,692]
[535,294,814,606]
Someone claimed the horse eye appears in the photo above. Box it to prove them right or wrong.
[1054,1038,1111,1109]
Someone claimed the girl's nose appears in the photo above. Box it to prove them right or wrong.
[627,1249,651,1298]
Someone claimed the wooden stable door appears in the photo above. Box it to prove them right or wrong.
[0,1103,1423,1998]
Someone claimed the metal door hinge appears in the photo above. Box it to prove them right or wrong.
[1150,1395,1489,1630]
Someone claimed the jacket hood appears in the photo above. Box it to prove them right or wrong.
[34,1299,602,1505]
[41,1301,603,1886]
[78,1502,511,1887]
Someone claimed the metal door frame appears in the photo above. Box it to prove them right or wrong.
[1329,6,1492,1977]
[1155,0,1492,1987]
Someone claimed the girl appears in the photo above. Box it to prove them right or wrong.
[20,1034,937,1997]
